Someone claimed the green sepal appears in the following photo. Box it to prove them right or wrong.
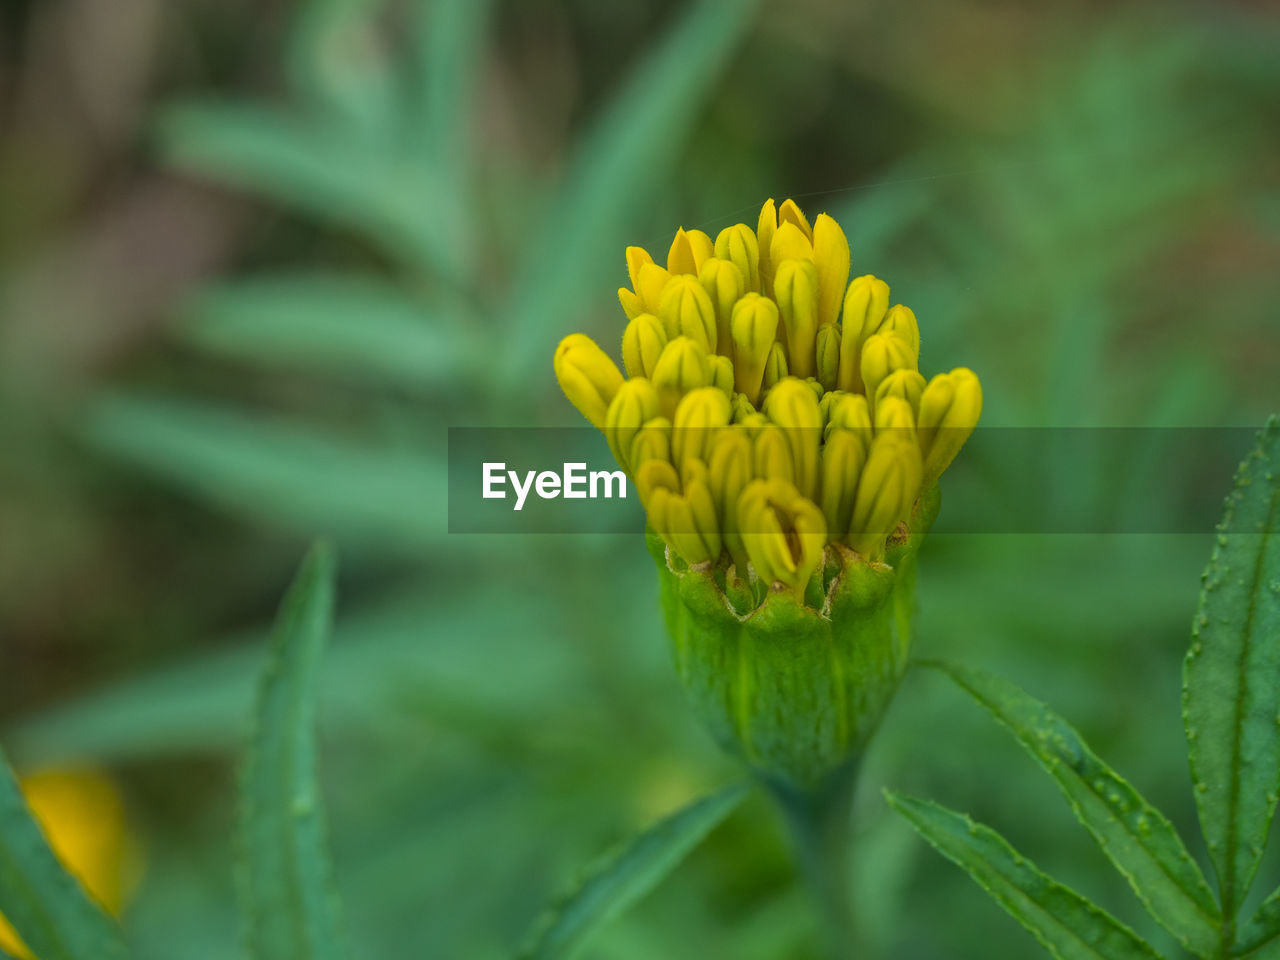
[652,485,938,789]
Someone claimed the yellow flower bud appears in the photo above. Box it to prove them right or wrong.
[812,213,851,329]
[708,427,752,573]
[621,313,668,379]
[729,293,779,406]
[630,416,672,471]
[626,245,652,291]
[752,424,795,487]
[774,258,820,380]
[882,304,921,356]
[737,479,826,595]
[698,257,745,354]
[554,333,625,429]
[860,332,918,417]
[875,368,926,414]
[847,431,922,561]
[837,274,890,392]
[650,459,721,565]
[605,378,661,474]
[651,336,712,418]
[713,223,760,293]
[820,428,868,544]
[659,276,717,352]
[918,367,983,487]
[778,198,813,241]
[618,287,644,320]
[757,199,777,298]
[769,223,813,279]
[763,377,822,500]
[824,392,873,451]
[875,395,917,433]
[816,323,841,392]
[635,456,680,508]
[761,341,789,394]
[672,386,732,475]
[636,261,672,315]
[731,391,756,424]
[710,354,735,397]
[667,227,714,276]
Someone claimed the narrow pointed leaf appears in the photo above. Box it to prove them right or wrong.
[504,0,761,381]
[179,273,473,387]
[239,543,347,960]
[518,782,750,960]
[1183,417,1280,919]
[922,659,1219,957]
[0,747,130,960]
[887,792,1165,960]
[1236,885,1280,958]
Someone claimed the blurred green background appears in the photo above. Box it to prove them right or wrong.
[1,0,1278,957]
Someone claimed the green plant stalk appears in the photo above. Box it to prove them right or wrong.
[766,761,861,960]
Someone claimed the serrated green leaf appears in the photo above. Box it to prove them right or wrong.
[503,0,761,382]
[0,746,130,960]
[1183,417,1280,921]
[179,273,473,387]
[518,782,750,960]
[1235,885,1280,958]
[922,659,1220,957]
[887,792,1165,960]
[80,392,446,548]
[157,102,453,274]
[238,543,347,960]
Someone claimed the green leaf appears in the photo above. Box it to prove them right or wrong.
[518,782,750,960]
[157,102,453,274]
[886,792,1165,960]
[1183,417,1280,920]
[80,392,446,548]
[238,543,347,960]
[0,746,130,960]
[503,0,761,383]
[921,659,1220,957]
[179,273,473,387]
[1235,885,1280,958]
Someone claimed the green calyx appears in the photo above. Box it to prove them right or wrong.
[650,484,940,789]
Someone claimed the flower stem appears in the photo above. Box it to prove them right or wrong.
[766,760,861,960]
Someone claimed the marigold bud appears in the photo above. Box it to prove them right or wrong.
[752,424,795,487]
[667,227,713,276]
[757,199,777,298]
[837,274,891,392]
[919,367,983,487]
[651,336,712,418]
[861,332,918,417]
[659,276,717,352]
[875,395,917,433]
[762,341,789,394]
[763,377,822,501]
[630,417,672,471]
[848,431,922,560]
[774,259,820,380]
[816,323,841,392]
[730,293,779,406]
[738,479,826,595]
[554,333,624,429]
[875,368,926,413]
[769,223,813,281]
[672,387,732,474]
[618,287,644,320]
[713,223,760,293]
[812,213,851,329]
[604,378,661,475]
[650,459,721,565]
[621,313,668,379]
[708,427,753,574]
[698,257,745,353]
[882,304,920,356]
[820,428,868,543]
[778,198,813,240]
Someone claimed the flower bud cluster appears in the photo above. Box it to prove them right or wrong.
[554,199,981,601]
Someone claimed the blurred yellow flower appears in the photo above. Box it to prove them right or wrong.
[0,768,136,960]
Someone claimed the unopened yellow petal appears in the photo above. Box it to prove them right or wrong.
[630,416,672,471]
[882,304,920,356]
[761,341,789,394]
[778,198,813,241]
[729,293,779,406]
[713,223,760,293]
[605,378,661,473]
[618,287,644,320]
[820,428,868,543]
[621,313,668,379]
[659,276,717,353]
[847,431,922,560]
[763,377,822,500]
[860,332,918,417]
[836,274,890,392]
[667,228,698,276]
[651,336,712,418]
[812,213,851,329]
[672,386,732,474]
[626,246,653,293]
[816,323,840,392]
[768,223,813,276]
[554,333,625,429]
[757,199,777,298]
[636,262,672,316]
[698,257,745,353]
[918,367,983,487]
[774,258,820,380]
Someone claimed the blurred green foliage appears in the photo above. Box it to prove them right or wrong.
[1,0,1279,957]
